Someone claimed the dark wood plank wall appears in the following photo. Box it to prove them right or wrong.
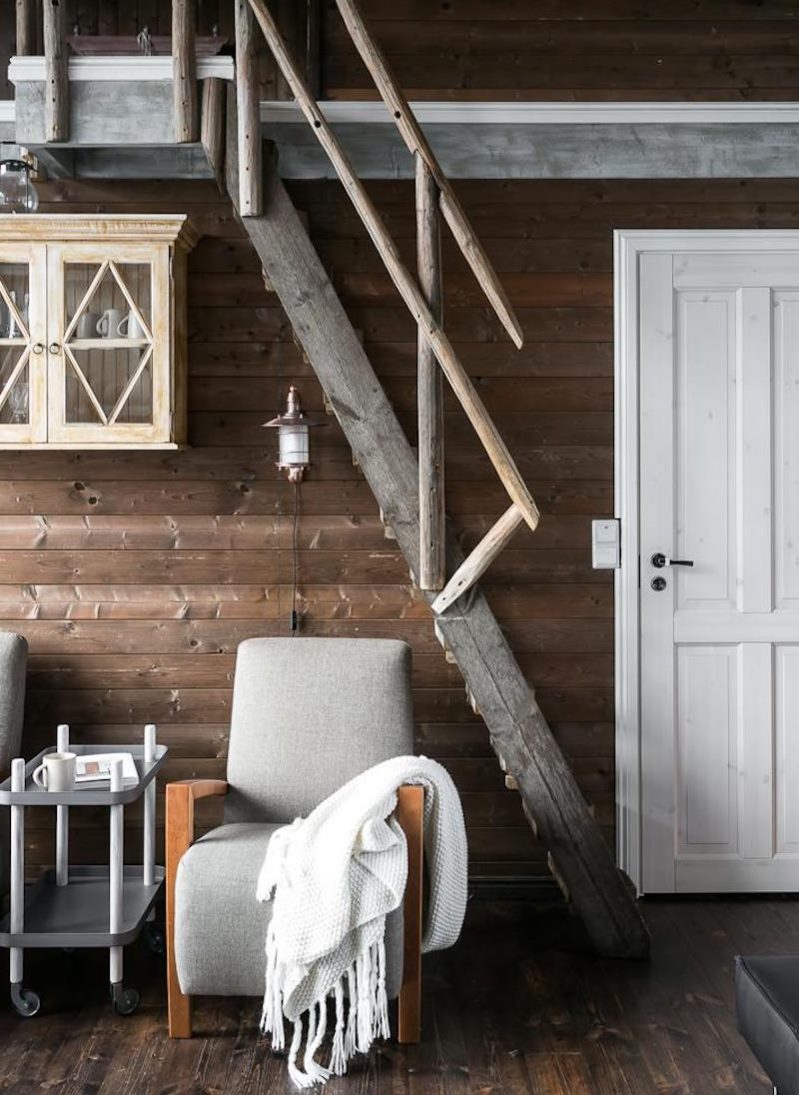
[7,176,799,879]
[1,4,798,878]
[5,2,799,101]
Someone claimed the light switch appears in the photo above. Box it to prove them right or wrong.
[591,518,620,569]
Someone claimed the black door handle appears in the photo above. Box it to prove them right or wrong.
[651,553,694,569]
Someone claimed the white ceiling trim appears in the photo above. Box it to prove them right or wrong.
[260,100,799,126]
[9,55,234,83]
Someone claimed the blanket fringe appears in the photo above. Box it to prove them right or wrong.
[264,939,391,1088]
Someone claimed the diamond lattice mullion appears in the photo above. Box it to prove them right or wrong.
[109,262,153,341]
[63,260,110,343]
[0,278,28,342]
[107,344,153,425]
[64,345,108,425]
[0,346,30,413]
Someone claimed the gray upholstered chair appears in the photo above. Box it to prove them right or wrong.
[166,637,423,1042]
[0,633,27,904]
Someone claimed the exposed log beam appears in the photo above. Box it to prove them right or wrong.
[172,0,198,143]
[431,502,525,615]
[332,0,523,351]
[43,0,68,142]
[235,0,262,215]
[16,0,36,56]
[224,115,649,959]
[246,0,539,536]
[416,154,445,592]
[200,78,226,193]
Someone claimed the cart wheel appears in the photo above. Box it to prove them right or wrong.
[111,983,140,1016]
[144,924,165,956]
[10,984,40,1018]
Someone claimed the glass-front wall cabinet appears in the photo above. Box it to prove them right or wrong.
[0,216,196,449]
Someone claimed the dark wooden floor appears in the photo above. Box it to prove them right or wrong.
[0,896,783,1094]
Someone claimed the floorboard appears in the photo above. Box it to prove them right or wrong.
[0,897,781,1093]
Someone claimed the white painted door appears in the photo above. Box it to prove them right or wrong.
[640,247,799,893]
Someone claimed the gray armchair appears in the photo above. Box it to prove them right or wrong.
[0,633,27,903]
[166,637,423,1042]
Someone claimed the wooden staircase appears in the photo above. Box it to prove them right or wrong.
[222,0,649,958]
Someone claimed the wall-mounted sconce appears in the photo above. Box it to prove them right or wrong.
[0,157,39,213]
[263,385,325,482]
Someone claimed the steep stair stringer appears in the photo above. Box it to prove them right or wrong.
[227,138,649,958]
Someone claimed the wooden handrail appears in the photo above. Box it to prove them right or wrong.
[332,0,523,352]
[245,0,539,535]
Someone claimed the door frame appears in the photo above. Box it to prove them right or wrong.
[614,229,799,893]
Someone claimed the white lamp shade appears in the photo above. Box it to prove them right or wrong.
[278,423,310,468]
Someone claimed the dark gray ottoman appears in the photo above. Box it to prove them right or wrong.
[736,955,799,1094]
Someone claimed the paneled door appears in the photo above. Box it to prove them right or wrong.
[640,247,799,893]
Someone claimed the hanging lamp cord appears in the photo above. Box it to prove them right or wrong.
[290,478,301,634]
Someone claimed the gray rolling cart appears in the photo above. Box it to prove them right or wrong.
[0,724,167,1017]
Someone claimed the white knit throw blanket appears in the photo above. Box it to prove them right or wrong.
[256,755,468,1088]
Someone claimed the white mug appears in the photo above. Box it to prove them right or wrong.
[117,311,146,339]
[77,312,101,340]
[96,308,125,339]
[33,751,77,793]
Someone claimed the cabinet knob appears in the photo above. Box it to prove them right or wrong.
[49,342,61,355]
[31,342,44,355]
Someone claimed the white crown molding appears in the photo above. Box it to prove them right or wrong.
[9,55,234,83]
[0,102,15,124]
[260,99,799,126]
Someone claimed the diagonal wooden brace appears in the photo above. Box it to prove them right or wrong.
[431,502,530,615]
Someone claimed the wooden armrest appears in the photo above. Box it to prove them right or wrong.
[165,779,227,1038]
[396,784,424,1043]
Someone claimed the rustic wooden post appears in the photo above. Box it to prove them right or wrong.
[16,0,36,55]
[43,0,68,142]
[305,0,323,100]
[235,0,262,215]
[172,0,198,143]
[416,154,445,592]
[201,77,226,192]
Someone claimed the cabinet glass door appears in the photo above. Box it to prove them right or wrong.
[0,244,46,445]
[47,243,170,444]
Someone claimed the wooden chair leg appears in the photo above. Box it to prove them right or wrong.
[397,784,424,1044]
[166,785,193,1038]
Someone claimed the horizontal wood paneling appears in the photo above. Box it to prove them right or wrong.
[321,2,799,101]
[3,174,794,879]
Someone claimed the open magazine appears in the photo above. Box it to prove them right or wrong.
[75,752,139,784]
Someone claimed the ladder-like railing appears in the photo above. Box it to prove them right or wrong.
[244,0,540,616]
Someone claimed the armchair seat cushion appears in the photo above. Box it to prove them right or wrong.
[175,823,404,999]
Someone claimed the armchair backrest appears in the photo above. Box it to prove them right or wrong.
[224,638,414,824]
[0,632,27,901]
